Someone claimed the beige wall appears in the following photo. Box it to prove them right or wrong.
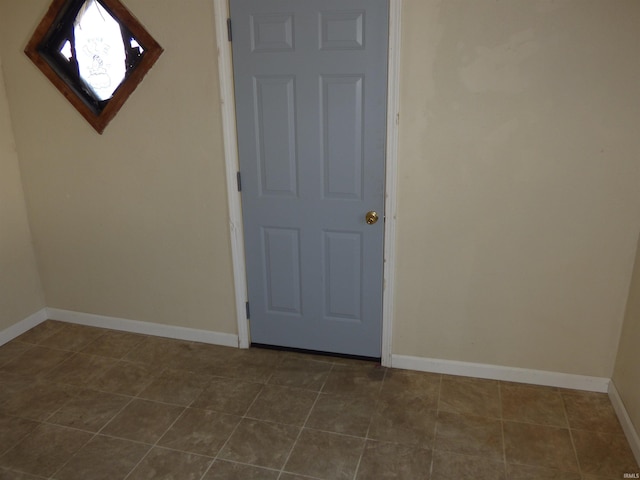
[0,0,236,333]
[393,0,640,377]
[0,53,45,330]
[614,233,640,435]
[1,0,640,380]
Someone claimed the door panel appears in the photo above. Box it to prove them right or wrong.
[253,75,298,197]
[262,227,302,315]
[321,75,364,199]
[231,0,388,357]
[324,231,362,321]
[319,11,364,51]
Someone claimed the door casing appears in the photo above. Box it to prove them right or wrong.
[213,0,402,366]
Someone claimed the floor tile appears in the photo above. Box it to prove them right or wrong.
[275,473,316,480]
[246,384,317,426]
[137,368,212,406]
[0,381,79,421]
[369,396,437,448]
[306,392,376,437]
[431,450,505,480]
[51,435,149,480]
[268,356,333,391]
[284,429,365,480]
[45,353,116,386]
[572,429,639,477]
[100,398,183,444]
[218,418,299,469]
[215,348,281,383]
[0,424,92,477]
[501,381,559,391]
[3,322,638,480]
[0,342,32,368]
[380,369,440,409]
[39,324,105,352]
[562,391,624,434]
[322,364,385,397]
[506,463,582,479]
[435,411,504,460]
[86,360,158,396]
[170,342,240,375]
[202,460,279,480]
[191,377,263,416]
[0,414,39,456]
[439,375,501,418]
[14,320,65,345]
[0,374,33,406]
[47,388,129,432]
[126,447,212,480]
[0,467,47,479]
[503,421,578,472]
[158,408,240,456]
[123,336,192,368]
[0,346,72,378]
[80,331,145,359]
[501,384,567,427]
[356,439,432,480]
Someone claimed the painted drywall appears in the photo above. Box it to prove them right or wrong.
[393,0,640,377]
[0,53,45,330]
[614,232,640,436]
[1,0,640,379]
[0,0,237,333]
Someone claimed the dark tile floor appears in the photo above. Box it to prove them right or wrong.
[0,320,638,479]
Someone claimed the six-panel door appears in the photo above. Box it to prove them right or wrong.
[231,0,388,357]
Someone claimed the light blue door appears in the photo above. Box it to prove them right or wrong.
[231,0,388,357]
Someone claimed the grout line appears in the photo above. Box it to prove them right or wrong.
[48,394,137,479]
[429,373,443,478]
[0,421,37,459]
[6,326,635,479]
[197,367,268,480]
[363,363,388,440]
[132,366,170,401]
[0,342,36,370]
[42,362,134,479]
[276,362,336,480]
[201,458,285,477]
[352,363,388,480]
[498,382,508,478]
[39,350,80,379]
[296,425,378,442]
[121,398,190,480]
[560,391,584,476]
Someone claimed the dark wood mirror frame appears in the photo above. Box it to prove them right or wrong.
[25,0,163,134]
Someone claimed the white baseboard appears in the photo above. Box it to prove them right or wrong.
[609,381,640,466]
[391,354,610,393]
[46,308,239,348]
[4,310,617,394]
[0,308,48,346]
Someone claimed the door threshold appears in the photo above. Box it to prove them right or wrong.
[251,343,381,364]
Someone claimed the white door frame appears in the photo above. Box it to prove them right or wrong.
[213,0,402,366]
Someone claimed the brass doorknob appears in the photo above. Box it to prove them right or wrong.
[365,211,379,225]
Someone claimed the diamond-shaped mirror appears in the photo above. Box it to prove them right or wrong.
[25,0,163,133]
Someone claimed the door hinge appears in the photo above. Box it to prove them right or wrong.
[236,171,242,192]
[245,301,250,319]
[227,18,232,42]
